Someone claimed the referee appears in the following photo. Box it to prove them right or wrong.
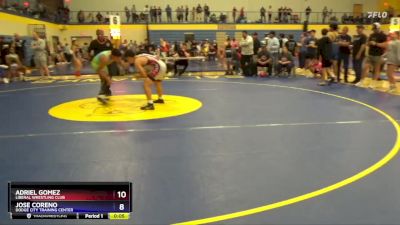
[88,29,118,97]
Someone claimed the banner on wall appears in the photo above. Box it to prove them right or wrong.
[109,15,121,40]
[390,17,399,32]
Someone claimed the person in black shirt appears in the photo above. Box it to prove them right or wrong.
[88,30,113,58]
[252,32,261,76]
[351,25,367,84]
[305,30,318,76]
[173,44,190,76]
[285,34,297,57]
[317,28,336,86]
[260,6,266,23]
[305,6,311,21]
[357,23,387,88]
[337,26,352,82]
[88,29,117,96]
[13,33,25,63]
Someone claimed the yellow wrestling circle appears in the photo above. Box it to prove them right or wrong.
[48,95,202,122]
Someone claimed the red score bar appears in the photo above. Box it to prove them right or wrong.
[13,189,129,201]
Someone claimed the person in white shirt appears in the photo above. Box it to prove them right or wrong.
[239,31,253,76]
[31,32,50,79]
[267,31,280,75]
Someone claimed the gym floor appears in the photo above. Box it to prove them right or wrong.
[1,74,400,225]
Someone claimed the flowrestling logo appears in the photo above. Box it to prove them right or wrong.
[367,11,389,18]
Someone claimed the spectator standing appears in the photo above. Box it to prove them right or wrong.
[252,32,261,74]
[285,34,297,58]
[341,13,348,24]
[157,6,162,23]
[31,32,50,79]
[150,6,155,23]
[298,32,308,69]
[104,12,110,24]
[191,7,196,22]
[0,36,10,65]
[13,33,25,63]
[327,23,340,78]
[351,25,367,84]
[232,7,237,23]
[305,6,311,22]
[166,5,172,23]
[63,43,73,62]
[260,6,266,23]
[268,5,272,23]
[283,7,289,23]
[71,40,82,76]
[196,4,202,22]
[357,23,387,88]
[288,7,293,23]
[63,6,70,23]
[124,6,130,23]
[143,5,149,22]
[87,12,94,23]
[224,36,234,74]
[239,31,254,76]
[204,4,210,23]
[279,33,288,50]
[317,28,335,86]
[185,6,189,22]
[96,12,103,23]
[131,5,137,23]
[231,41,241,74]
[77,10,85,23]
[239,7,245,22]
[304,30,318,77]
[385,31,400,92]
[322,6,328,23]
[176,6,181,22]
[267,31,280,75]
[337,26,351,82]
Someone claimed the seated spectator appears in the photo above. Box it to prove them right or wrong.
[173,44,190,76]
[276,47,294,76]
[104,12,110,23]
[219,13,227,23]
[209,13,218,23]
[5,45,27,82]
[257,45,272,76]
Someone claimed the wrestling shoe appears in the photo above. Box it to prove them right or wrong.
[97,95,109,104]
[140,103,155,110]
[154,99,165,104]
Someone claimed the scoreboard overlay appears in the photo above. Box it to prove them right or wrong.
[8,182,132,220]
